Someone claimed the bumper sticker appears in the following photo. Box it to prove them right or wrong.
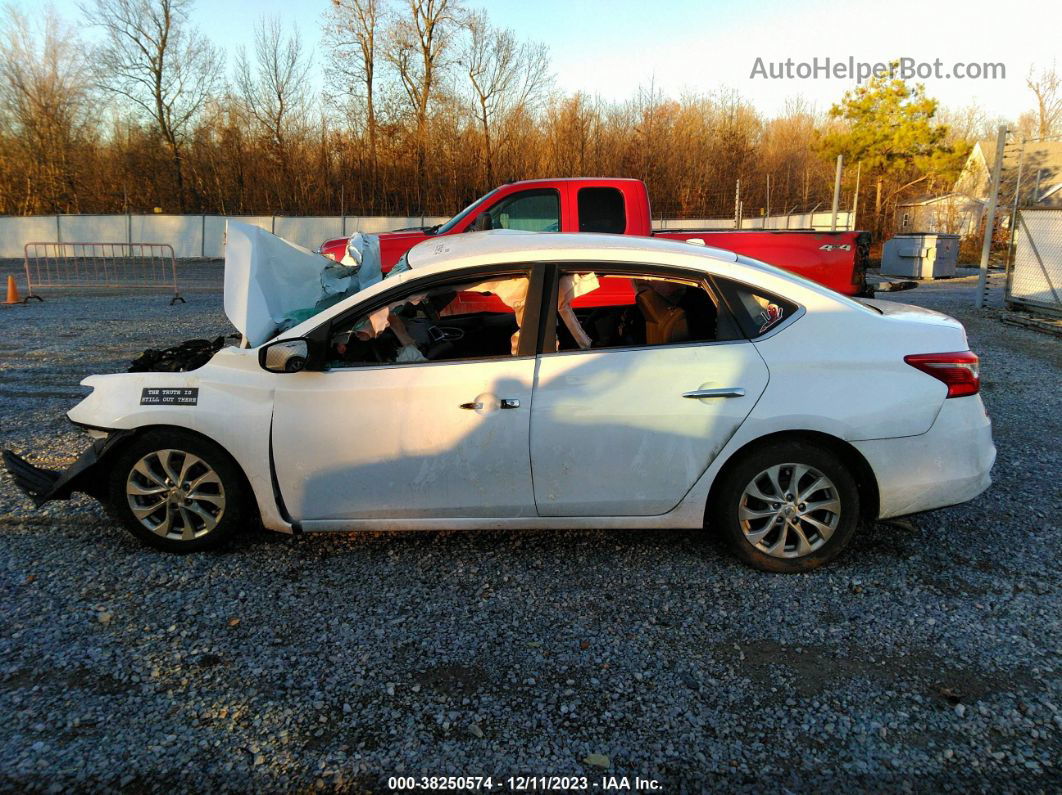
[140,387,198,406]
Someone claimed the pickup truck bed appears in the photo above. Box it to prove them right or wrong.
[653,228,870,295]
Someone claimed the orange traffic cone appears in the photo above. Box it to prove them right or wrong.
[4,274,20,304]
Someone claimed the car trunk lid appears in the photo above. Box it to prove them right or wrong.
[859,297,972,358]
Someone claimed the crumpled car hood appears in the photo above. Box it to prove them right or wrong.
[224,221,382,347]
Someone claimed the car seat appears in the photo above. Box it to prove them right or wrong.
[636,289,690,346]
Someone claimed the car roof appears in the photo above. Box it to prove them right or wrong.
[406,230,739,273]
[498,177,645,186]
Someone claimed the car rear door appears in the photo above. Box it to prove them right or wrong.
[529,266,770,516]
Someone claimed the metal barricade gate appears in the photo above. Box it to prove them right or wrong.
[22,242,185,304]
[1006,209,1062,316]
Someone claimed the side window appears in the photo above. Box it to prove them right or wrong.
[487,189,559,232]
[552,269,739,352]
[714,278,799,338]
[578,187,626,233]
[328,272,530,367]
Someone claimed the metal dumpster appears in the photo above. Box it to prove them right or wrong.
[881,233,960,278]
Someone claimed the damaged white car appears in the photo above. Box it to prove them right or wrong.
[3,225,996,572]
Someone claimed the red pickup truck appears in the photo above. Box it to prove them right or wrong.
[320,177,870,296]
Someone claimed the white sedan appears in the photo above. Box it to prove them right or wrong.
[3,226,996,572]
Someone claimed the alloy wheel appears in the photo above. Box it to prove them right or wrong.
[125,449,226,541]
[737,463,841,559]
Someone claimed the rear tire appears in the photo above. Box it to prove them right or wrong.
[106,429,248,552]
[711,440,860,573]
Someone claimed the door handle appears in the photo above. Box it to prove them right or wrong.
[682,388,746,399]
[459,401,483,410]
[499,398,521,409]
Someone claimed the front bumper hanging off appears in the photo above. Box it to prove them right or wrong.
[3,432,131,508]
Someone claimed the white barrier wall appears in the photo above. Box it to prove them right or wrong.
[203,216,272,258]
[0,212,854,259]
[347,216,449,234]
[273,217,344,250]
[0,215,60,255]
[58,214,128,243]
[131,215,204,258]
[0,215,454,257]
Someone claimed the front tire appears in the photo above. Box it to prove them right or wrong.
[711,440,860,573]
[106,429,248,552]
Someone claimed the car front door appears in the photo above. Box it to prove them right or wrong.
[270,269,540,523]
[530,266,771,516]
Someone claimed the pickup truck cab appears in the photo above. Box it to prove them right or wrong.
[320,178,870,296]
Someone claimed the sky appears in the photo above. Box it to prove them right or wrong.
[28,0,1056,122]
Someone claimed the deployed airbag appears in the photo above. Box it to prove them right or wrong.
[224,221,324,347]
[224,222,384,347]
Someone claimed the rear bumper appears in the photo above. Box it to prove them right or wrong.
[852,396,996,519]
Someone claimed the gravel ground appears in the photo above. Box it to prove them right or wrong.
[0,262,1059,793]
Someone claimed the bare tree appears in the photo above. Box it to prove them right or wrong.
[83,0,222,209]
[1026,63,1061,139]
[459,10,549,187]
[236,16,312,207]
[324,0,384,194]
[0,2,885,221]
[938,102,1002,144]
[0,4,92,213]
[384,0,460,209]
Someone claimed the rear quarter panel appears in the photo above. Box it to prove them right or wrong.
[739,289,957,441]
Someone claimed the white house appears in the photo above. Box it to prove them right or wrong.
[896,139,1062,235]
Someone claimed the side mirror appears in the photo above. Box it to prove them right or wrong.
[260,338,310,373]
[472,212,493,232]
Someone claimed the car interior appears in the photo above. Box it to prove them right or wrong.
[327,271,746,367]
[555,273,740,351]
[328,276,529,367]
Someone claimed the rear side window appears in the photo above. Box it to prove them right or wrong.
[578,187,626,234]
[551,269,740,352]
[714,278,799,338]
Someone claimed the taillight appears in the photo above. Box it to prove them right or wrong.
[904,351,980,398]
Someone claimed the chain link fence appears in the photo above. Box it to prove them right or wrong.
[1006,209,1062,315]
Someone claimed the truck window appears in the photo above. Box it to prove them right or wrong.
[486,189,560,232]
[436,188,499,234]
[578,187,626,234]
